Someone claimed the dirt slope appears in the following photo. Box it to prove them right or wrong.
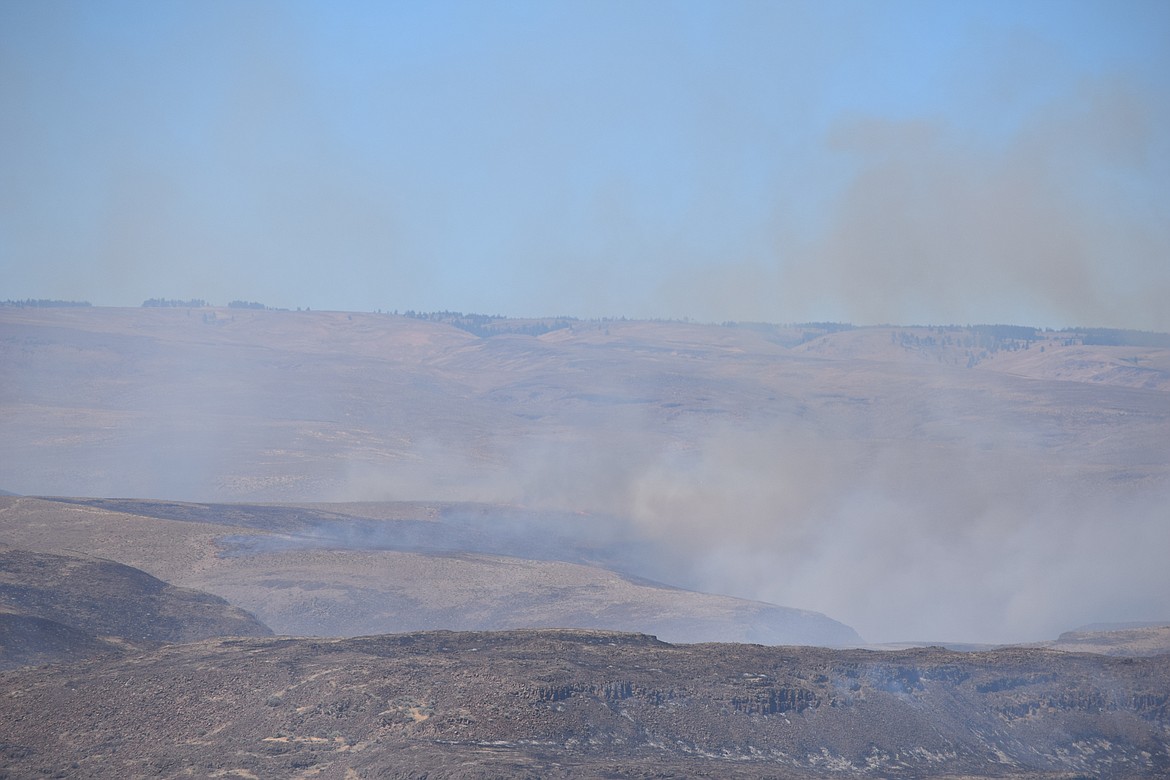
[0,546,271,669]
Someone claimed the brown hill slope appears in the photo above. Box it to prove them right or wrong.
[0,629,1165,779]
[0,497,861,646]
[0,546,272,669]
[4,307,1166,503]
[0,611,123,670]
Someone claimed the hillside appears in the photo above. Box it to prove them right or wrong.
[1043,624,1170,657]
[0,545,272,669]
[4,307,1166,503]
[0,629,1166,779]
[2,306,1168,644]
[0,497,859,647]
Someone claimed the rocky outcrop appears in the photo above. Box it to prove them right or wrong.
[1045,623,1170,656]
[0,629,1165,778]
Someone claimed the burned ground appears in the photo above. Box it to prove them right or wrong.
[0,546,271,669]
[0,629,1166,779]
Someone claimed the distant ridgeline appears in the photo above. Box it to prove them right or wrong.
[1075,328,1170,347]
[893,324,1040,356]
[141,299,284,311]
[405,311,845,339]
[402,310,579,338]
[722,321,856,347]
[10,301,1170,351]
[886,324,1170,369]
[1007,325,1170,348]
[648,320,1170,350]
[142,298,209,308]
[1,299,91,307]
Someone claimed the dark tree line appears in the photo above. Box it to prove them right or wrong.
[142,298,208,308]
[1073,328,1170,348]
[141,299,282,310]
[3,299,91,307]
[402,310,576,338]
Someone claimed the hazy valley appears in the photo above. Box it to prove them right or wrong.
[3,305,1167,643]
[1,305,1168,778]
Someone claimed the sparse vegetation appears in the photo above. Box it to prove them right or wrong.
[2,298,91,307]
[1073,327,1170,348]
[402,309,577,337]
[142,298,208,308]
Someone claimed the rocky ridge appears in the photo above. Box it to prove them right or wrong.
[0,629,1166,779]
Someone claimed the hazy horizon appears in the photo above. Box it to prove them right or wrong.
[8,299,1170,337]
[3,1,1169,331]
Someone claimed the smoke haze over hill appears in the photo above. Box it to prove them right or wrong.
[6,307,1165,645]
[340,406,1169,645]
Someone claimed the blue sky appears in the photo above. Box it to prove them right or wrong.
[3,0,1168,328]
